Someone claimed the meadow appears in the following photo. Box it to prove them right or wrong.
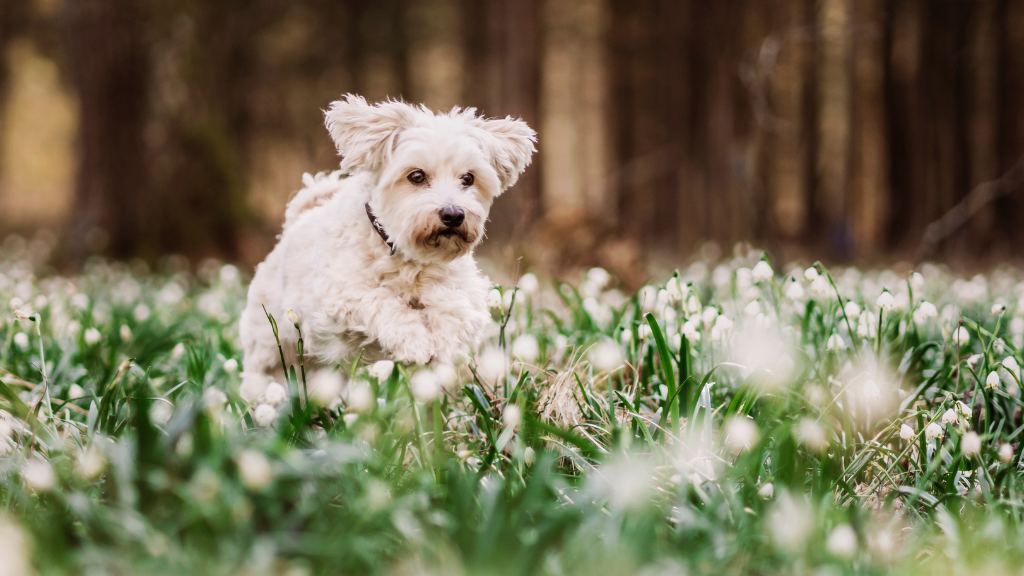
[1,234,1023,575]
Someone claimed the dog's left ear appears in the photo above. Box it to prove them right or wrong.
[472,116,537,192]
[324,94,418,173]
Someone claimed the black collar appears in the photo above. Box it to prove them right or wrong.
[365,203,396,255]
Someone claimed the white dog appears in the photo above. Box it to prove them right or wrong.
[239,95,535,395]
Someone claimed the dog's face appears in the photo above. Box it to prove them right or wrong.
[325,95,536,263]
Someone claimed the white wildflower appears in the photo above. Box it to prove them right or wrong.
[433,363,458,390]
[119,324,132,342]
[983,368,999,387]
[992,303,1007,316]
[961,431,981,457]
[150,401,173,425]
[952,326,970,347]
[913,301,938,324]
[368,360,395,381]
[132,303,151,321]
[925,422,944,442]
[84,328,102,346]
[682,318,702,343]
[589,339,624,373]
[589,452,656,511]
[826,524,858,559]
[477,347,510,383]
[941,408,958,426]
[899,423,915,441]
[222,358,239,374]
[502,404,522,429]
[784,277,805,301]
[956,400,971,420]
[76,446,106,480]
[758,482,775,499]
[826,334,847,352]
[965,353,983,369]
[1002,356,1020,373]
[795,418,828,453]
[768,491,814,553]
[998,442,1014,464]
[237,450,273,491]
[252,404,277,427]
[803,267,819,282]
[308,370,344,408]
[203,387,228,412]
[752,260,774,283]
[262,382,288,407]
[286,309,300,325]
[13,332,29,351]
[171,342,186,361]
[724,416,759,454]
[486,288,503,310]
[809,275,831,299]
[410,370,441,403]
[345,380,374,413]
[512,334,544,360]
[665,276,686,303]
[518,273,539,295]
[22,458,56,492]
[876,290,895,312]
[844,300,862,321]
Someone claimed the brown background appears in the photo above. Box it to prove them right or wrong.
[1,0,1023,280]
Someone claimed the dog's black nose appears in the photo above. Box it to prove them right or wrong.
[439,206,465,228]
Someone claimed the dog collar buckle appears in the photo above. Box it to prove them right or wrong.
[365,203,397,255]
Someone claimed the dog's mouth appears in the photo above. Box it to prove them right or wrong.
[427,227,471,246]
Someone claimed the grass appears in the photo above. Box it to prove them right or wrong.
[1,237,1024,575]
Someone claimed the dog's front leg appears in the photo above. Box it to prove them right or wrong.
[356,294,437,365]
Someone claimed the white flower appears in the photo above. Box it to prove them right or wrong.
[12,332,29,351]
[913,301,938,323]
[795,418,828,453]
[758,482,775,499]
[925,422,944,441]
[682,319,702,343]
[69,384,86,399]
[940,408,958,426]
[665,276,687,303]
[899,423,915,441]
[966,353,983,369]
[433,363,458,390]
[710,315,732,342]
[222,358,239,374]
[150,401,173,425]
[511,334,539,363]
[768,491,814,553]
[253,404,277,427]
[518,273,539,295]
[961,431,981,457]
[752,260,774,283]
[585,267,611,291]
[133,303,151,321]
[239,374,268,404]
[1002,356,1020,373]
[368,360,395,381]
[410,370,441,403]
[724,416,759,454]
[345,380,374,413]
[844,300,862,321]
[22,458,56,492]
[308,370,344,408]
[476,347,510,383]
[203,387,228,412]
[983,368,999,387]
[876,290,895,312]
[589,339,624,373]
[826,524,858,559]
[486,288,503,310]
[809,275,831,299]
[262,382,288,406]
[171,342,186,361]
[84,328,102,346]
[952,326,970,347]
[502,404,522,429]
[992,303,1007,316]
[237,450,273,491]
[119,324,133,342]
[784,278,805,301]
[804,267,819,282]
[956,400,971,420]
[826,334,847,352]
[286,309,300,325]
[998,442,1014,464]
[910,271,924,290]
[76,446,106,480]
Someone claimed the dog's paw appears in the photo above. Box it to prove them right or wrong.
[390,344,434,366]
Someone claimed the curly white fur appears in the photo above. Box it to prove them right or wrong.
[239,95,536,393]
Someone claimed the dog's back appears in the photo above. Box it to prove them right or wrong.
[283,170,347,229]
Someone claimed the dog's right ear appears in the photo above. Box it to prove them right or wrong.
[324,94,417,173]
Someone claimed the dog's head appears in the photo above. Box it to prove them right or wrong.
[325,95,536,263]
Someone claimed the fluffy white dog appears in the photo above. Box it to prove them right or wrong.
[239,95,535,395]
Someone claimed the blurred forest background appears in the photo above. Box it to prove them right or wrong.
[1,0,1024,280]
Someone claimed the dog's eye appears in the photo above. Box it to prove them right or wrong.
[407,169,427,185]
[460,173,475,187]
